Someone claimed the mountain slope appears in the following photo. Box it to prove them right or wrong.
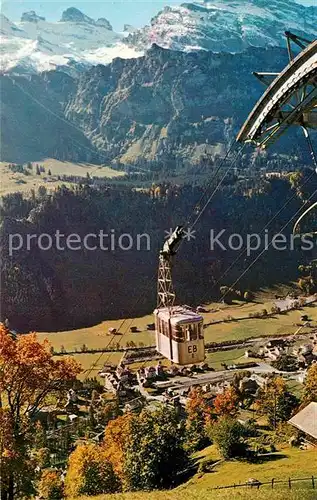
[1,44,313,165]
[65,44,304,167]
[126,0,317,53]
[0,72,96,163]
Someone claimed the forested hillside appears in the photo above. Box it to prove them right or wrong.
[1,171,317,332]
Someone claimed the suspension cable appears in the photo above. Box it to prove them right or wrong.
[302,126,317,173]
[186,142,244,230]
[292,126,317,235]
[84,142,244,376]
[219,186,317,304]
[199,167,317,305]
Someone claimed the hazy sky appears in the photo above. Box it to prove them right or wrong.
[1,0,316,31]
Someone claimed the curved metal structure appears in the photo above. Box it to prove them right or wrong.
[237,33,317,149]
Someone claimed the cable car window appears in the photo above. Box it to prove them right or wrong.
[173,325,184,342]
[191,324,198,341]
[159,319,164,335]
[162,320,166,336]
[185,325,197,341]
[160,319,163,335]
[164,321,169,337]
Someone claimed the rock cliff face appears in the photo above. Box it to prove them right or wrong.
[60,8,113,30]
[65,45,293,166]
[0,44,313,165]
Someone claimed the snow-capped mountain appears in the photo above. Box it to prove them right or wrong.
[1,1,316,76]
[126,0,317,53]
[0,8,143,75]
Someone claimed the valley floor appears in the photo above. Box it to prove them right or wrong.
[38,287,317,380]
[0,159,125,196]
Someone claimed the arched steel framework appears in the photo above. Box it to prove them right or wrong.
[237,32,317,149]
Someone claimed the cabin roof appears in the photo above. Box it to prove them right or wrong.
[288,402,317,439]
[154,306,203,325]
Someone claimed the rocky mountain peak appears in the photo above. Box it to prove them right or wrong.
[96,18,113,30]
[124,24,138,33]
[128,0,317,53]
[21,11,46,23]
[60,7,94,24]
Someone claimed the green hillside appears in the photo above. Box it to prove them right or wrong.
[73,488,316,500]
[72,447,317,500]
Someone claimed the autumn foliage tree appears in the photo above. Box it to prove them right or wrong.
[213,387,239,417]
[65,443,120,497]
[102,406,189,491]
[0,408,36,499]
[302,363,317,404]
[255,376,298,429]
[185,387,214,451]
[123,406,189,491]
[207,417,247,459]
[103,413,133,480]
[37,470,64,499]
[0,324,81,499]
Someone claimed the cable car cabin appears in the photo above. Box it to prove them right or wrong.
[154,306,205,365]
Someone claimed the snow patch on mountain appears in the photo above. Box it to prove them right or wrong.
[0,9,142,75]
[126,0,317,53]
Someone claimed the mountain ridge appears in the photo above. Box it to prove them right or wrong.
[1,0,316,75]
[0,9,142,76]
[126,0,316,53]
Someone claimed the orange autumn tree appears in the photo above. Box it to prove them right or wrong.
[213,386,239,417]
[38,469,64,499]
[185,387,214,451]
[102,413,133,480]
[255,375,298,429]
[0,324,81,499]
[302,363,317,404]
[65,443,120,497]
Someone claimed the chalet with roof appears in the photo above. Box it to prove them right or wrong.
[288,402,317,446]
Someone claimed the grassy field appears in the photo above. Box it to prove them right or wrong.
[188,446,317,489]
[0,159,125,196]
[38,297,317,378]
[39,312,156,352]
[73,491,317,500]
[65,352,123,377]
[72,447,317,500]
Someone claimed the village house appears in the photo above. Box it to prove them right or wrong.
[156,362,165,377]
[116,365,133,383]
[136,365,159,386]
[124,397,143,412]
[104,373,120,394]
[288,402,317,446]
[168,365,180,377]
[293,344,316,367]
[239,376,259,395]
[258,339,287,361]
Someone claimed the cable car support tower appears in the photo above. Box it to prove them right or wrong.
[237,31,317,233]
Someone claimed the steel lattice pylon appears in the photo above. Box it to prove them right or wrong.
[157,253,176,309]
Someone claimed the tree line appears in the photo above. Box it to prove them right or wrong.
[1,169,317,332]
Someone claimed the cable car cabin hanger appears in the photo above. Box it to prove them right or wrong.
[154,226,205,365]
